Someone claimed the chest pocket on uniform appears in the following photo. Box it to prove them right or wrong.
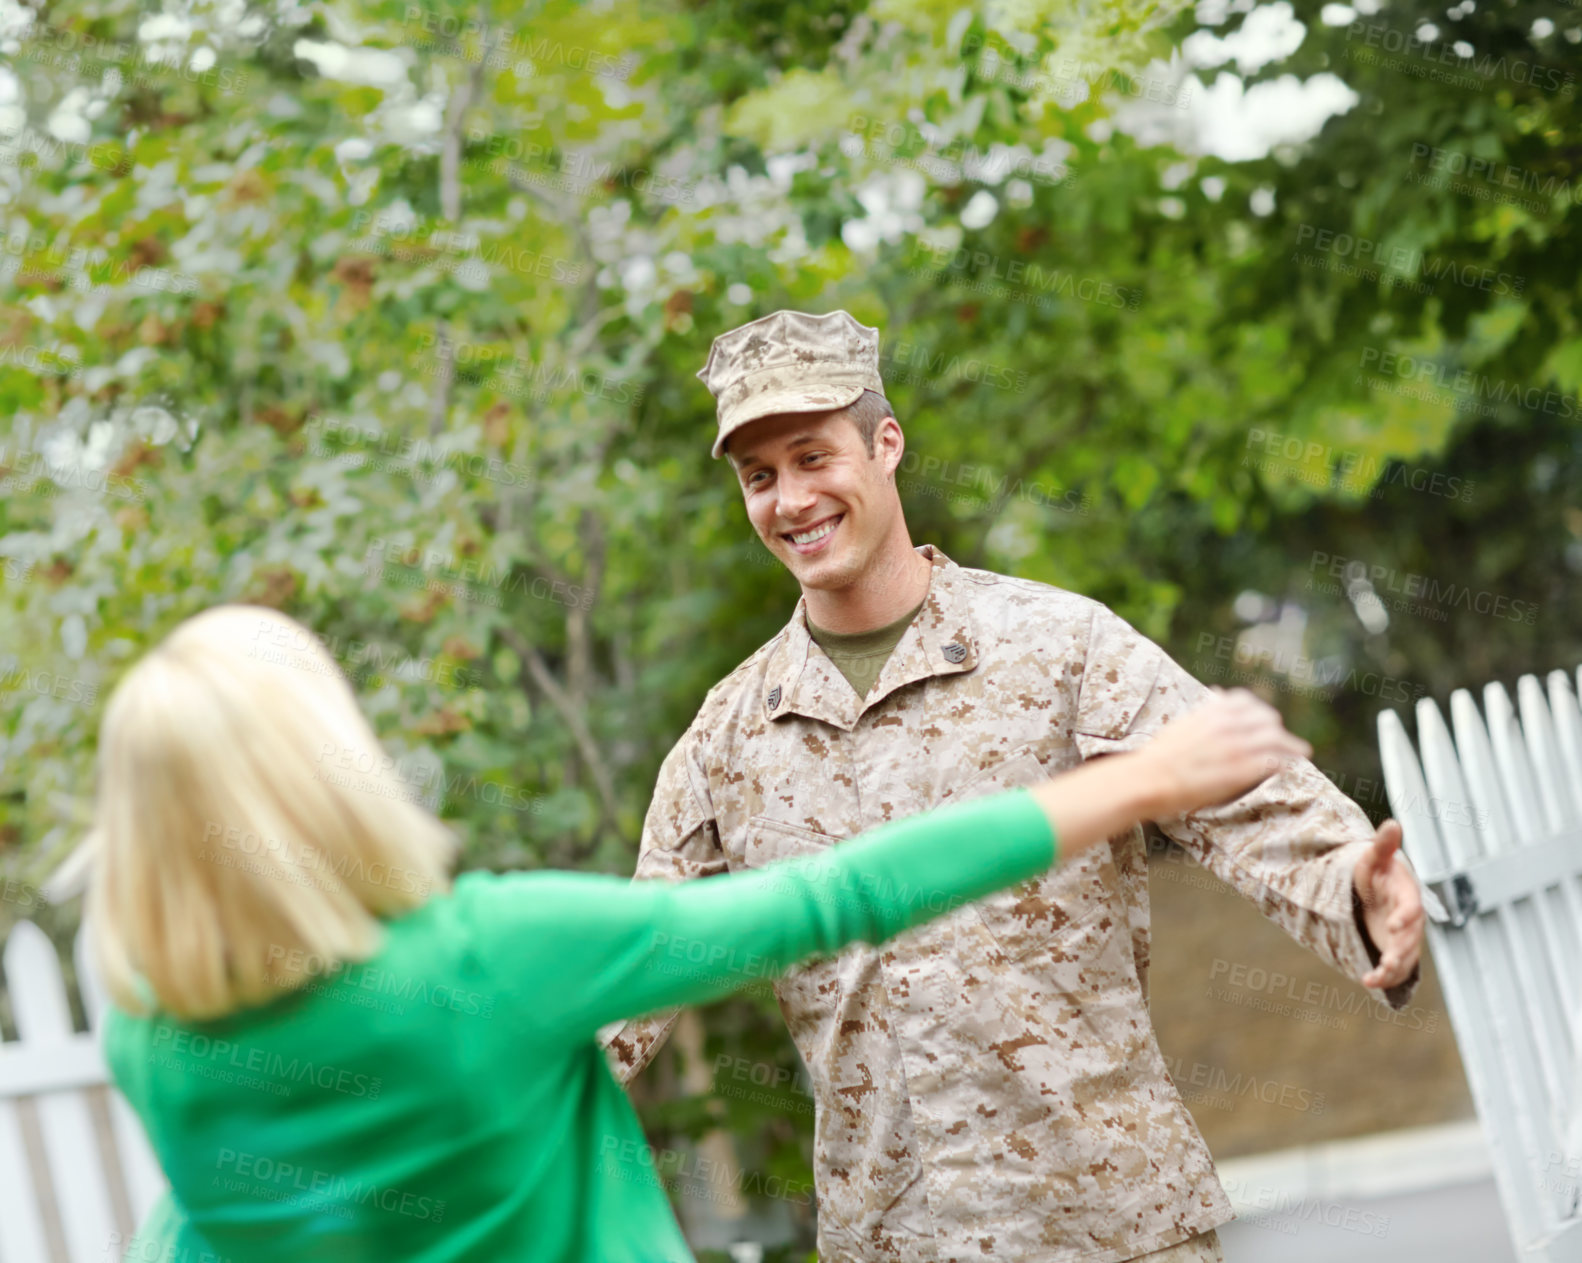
[948,747,1115,963]
[744,816,839,869]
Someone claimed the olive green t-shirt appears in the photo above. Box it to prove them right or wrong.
[807,598,928,700]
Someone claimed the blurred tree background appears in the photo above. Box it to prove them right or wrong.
[2,0,1580,1254]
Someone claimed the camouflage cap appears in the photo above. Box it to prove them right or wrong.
[695,310,884,459]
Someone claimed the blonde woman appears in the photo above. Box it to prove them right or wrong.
[88,604,1309,1262]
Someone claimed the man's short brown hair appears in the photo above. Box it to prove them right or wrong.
[723,389,896,461]
[843,389,894,457]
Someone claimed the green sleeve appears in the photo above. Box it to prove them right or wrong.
[468,785,1057,1041]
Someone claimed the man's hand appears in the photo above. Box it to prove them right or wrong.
[1353,819,1426,989]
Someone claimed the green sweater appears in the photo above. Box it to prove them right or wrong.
[104,787,1057,1263]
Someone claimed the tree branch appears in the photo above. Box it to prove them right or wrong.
[566,508,604,707]
[429,41,490,437]
[439,37,488,221]
[499,624,622,834]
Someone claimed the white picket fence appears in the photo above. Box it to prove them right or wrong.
[0,923,165,1263]
[1378,667,1582,1263]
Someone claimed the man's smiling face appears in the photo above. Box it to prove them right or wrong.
[728,407,902,594]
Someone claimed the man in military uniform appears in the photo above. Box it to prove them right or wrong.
[601,309,1425,1263]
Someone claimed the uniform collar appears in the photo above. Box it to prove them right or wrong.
[762,544,979,731]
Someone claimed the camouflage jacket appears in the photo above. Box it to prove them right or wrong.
[601,544,1416,1263]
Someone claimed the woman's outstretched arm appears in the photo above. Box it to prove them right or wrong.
[472,690,1306,1042]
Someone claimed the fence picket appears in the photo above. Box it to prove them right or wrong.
[1517,679,1582,1075]
[1450,689,1516,853]
[1485,683,1545,841]
[1547,672,1582,821]
[1550,671,1582,1058]
[1484,683,1576,1114]
[1412,699,1558,1244]
[1452,689,1569,1122]
[0,1095,52,1263]
[5,923,119,1263]
[1531,676,1582,972]
[1518,676,1572,835]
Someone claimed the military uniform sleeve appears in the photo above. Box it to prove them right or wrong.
[1071,603,1421,1010]
[597,722,729,1084]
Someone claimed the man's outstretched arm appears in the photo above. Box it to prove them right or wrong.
[1072,604,1424,1007]
[597,723,729,1083]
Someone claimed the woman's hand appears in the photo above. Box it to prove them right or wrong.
[1027,688,1310,863]
[1136,688,1311,819]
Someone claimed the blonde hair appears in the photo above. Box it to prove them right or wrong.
[85,604,458,1021]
